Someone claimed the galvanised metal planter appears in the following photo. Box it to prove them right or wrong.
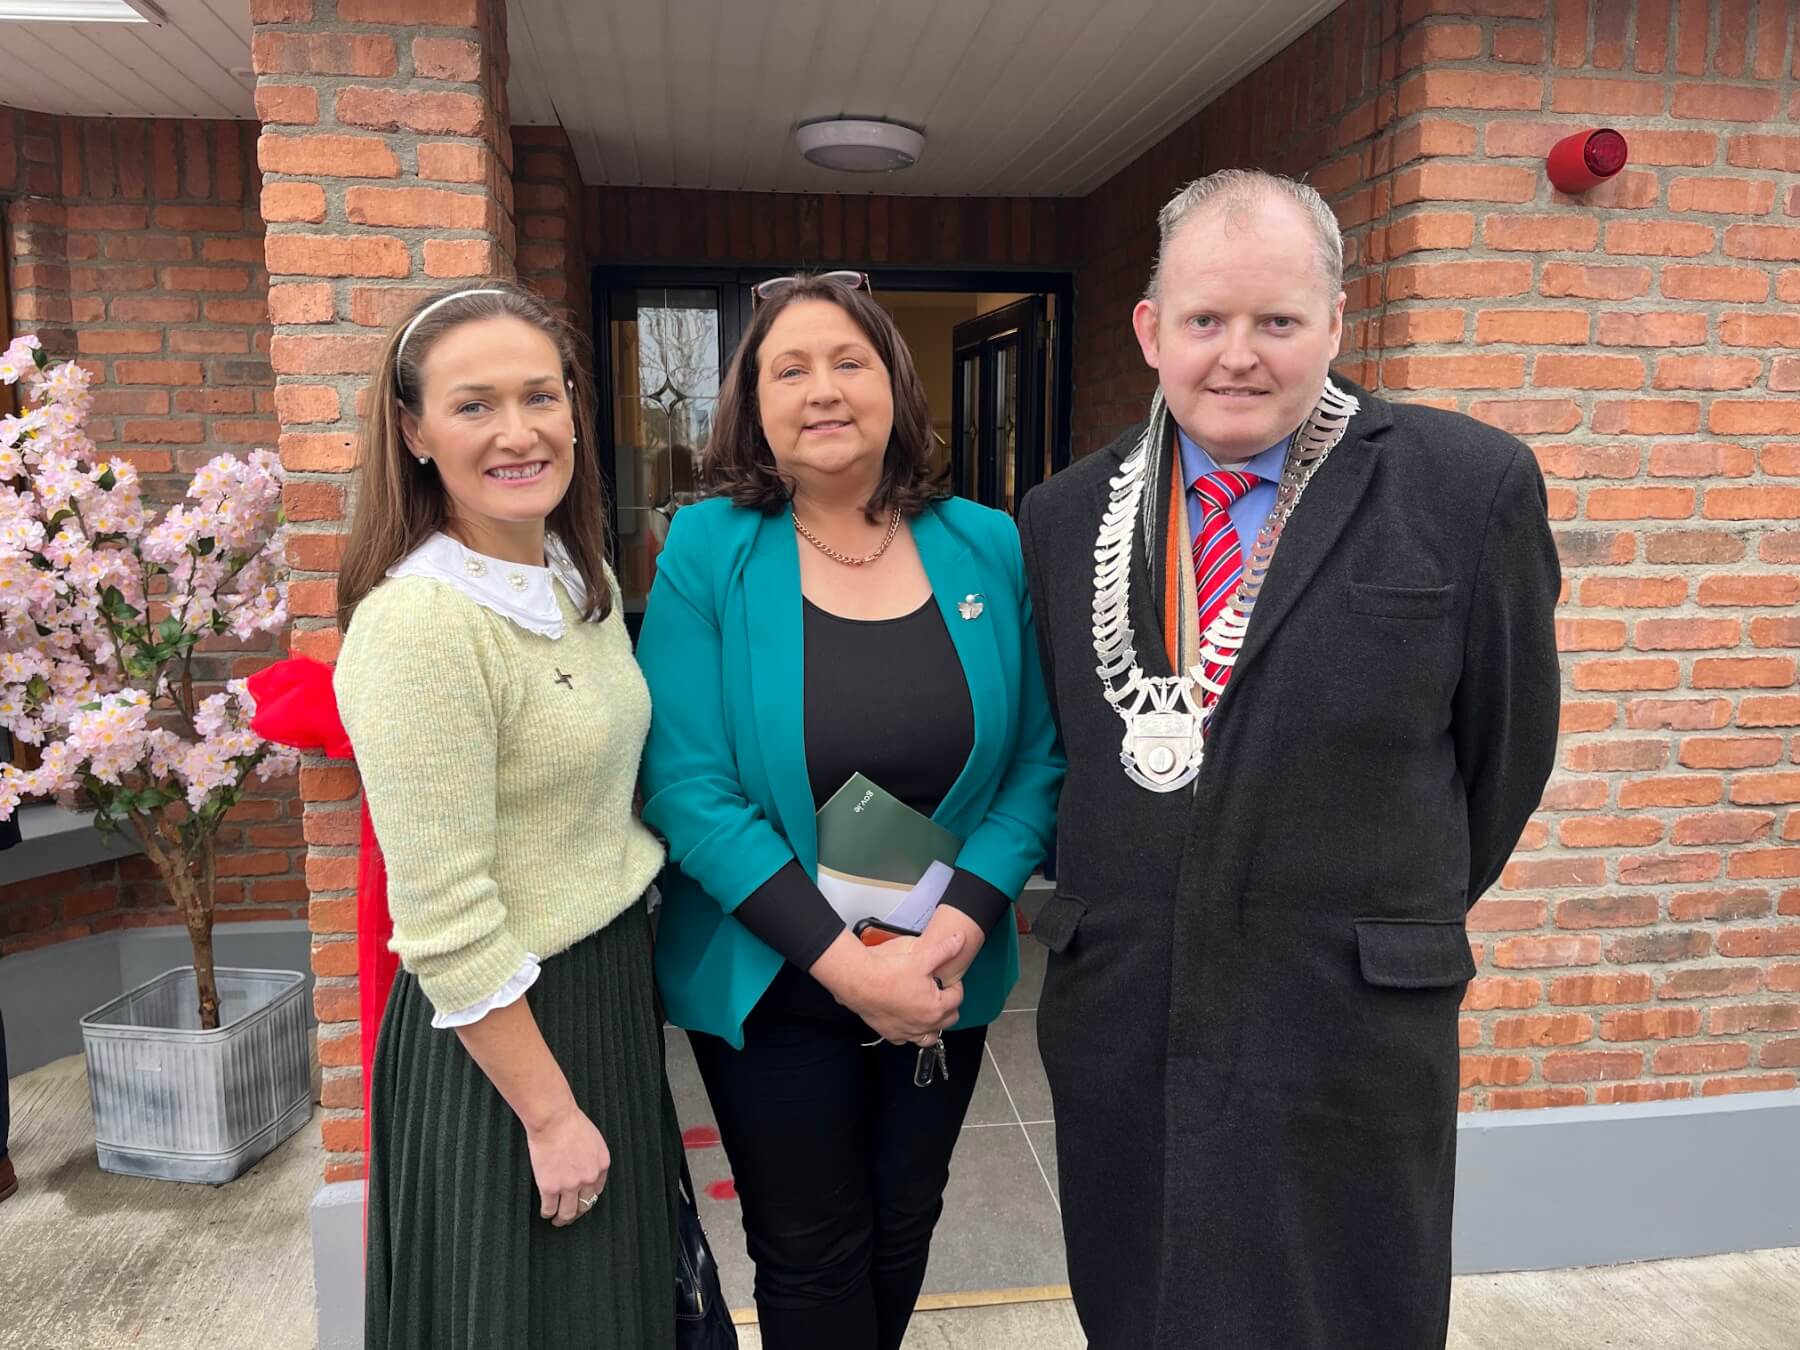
[79,966,312,1184]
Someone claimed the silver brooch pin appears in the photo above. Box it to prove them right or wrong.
[958,593,984,620]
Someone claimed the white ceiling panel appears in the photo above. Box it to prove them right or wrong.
[0,0,1341,199]
[0,0,252,118]
[503,0,559,126]
[507,0,1341,197]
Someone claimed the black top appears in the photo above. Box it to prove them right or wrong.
[800,597,973,814]
[731,594,1010,974]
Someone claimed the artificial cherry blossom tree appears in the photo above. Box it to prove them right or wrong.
[0,337,297,1029]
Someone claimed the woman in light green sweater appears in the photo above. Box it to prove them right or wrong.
[333,283,676,1350]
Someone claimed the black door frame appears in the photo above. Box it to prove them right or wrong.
[950,295,1048,514]
[591,264,1076,532]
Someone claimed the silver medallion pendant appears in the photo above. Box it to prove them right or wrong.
[1122,701,1203,791]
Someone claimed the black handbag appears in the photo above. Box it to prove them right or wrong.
[676,1153,738,1349]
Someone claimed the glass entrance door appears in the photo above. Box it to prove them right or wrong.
[603,283,738,616]
[949,296,1047,514]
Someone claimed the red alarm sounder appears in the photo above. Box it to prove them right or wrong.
[1547,129,1629,194]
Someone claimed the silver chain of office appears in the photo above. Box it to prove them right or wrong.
[1091,379,1360,792]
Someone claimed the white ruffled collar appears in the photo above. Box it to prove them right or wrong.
[387,532,586,640]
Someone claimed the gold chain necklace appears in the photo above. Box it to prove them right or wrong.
[793,505,902,567]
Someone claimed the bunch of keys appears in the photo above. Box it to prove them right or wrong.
[913,1038,950,1088]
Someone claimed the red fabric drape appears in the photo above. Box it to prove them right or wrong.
[246,655,396,1162]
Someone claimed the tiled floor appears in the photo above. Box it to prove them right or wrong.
[670,930,1069,1312]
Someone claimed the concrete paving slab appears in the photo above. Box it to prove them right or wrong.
[1449,1247,1800,1350]
[0,1054,320,1350]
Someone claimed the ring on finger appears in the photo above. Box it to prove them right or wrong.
[579,1194,598,1210]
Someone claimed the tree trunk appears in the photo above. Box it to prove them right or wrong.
[179,849,221,1029]
[127,817,222,1030]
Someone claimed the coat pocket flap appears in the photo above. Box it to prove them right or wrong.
[1347,580,1454,619]
[1354,918,1475,989]
[1030,892,1087,954]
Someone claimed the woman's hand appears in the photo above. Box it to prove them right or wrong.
[811,928,966,1043]
[524,1102,612,1227]
[919,904,985,988]
[451,997,608,1227]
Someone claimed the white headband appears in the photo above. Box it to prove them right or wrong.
[396,288,509,365]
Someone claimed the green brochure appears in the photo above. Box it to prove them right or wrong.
[815,772,961,929]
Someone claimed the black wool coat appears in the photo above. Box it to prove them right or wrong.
[1017,382,1561,1350]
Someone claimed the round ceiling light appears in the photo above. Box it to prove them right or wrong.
[794,119,925,173]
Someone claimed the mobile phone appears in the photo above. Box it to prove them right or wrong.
[853,917,921,948]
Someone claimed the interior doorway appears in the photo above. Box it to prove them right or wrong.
[880,291,1053,517]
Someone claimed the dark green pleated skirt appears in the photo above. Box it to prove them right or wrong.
[366,901,679,1350]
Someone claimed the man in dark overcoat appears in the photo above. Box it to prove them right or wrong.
[1017,170,1561,1349]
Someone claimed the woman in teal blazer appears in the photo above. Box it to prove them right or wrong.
[636,273,1062,1350]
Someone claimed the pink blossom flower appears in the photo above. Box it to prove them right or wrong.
[42,527,89,570]
[66,689,153,783]
[30,358,93,410]
[0,408,46,448]
[0,343,290,832]
[194,689,234,740]
[0,515,45,554]
[0,650,50,684]
[21,740,78,798]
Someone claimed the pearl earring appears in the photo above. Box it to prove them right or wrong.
[416,456,428,465]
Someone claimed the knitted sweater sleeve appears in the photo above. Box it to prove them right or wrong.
[334,578,532,1016]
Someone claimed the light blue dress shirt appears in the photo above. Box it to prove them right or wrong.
[1176,427,1291,550]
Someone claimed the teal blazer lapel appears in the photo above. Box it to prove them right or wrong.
[744,507,818,875]
[912,503,1004,837]
[747,501,1005,873]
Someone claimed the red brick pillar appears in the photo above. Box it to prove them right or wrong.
[253,0,516,1183]
[511,125,592,342]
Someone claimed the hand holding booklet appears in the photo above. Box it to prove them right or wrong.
[815,773,960,938]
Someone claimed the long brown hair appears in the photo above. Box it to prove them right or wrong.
[337,283,612,631]
[704,274,946,520]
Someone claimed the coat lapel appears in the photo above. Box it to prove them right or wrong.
[1219,391,1388,695]
[744,506,819,874]
[912,503,1004,834]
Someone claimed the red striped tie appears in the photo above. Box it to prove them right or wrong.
[1191,470,1260,694]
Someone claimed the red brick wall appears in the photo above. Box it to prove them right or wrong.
[1067,0,1800,1107]
[2,112,275,491]
[1,860,152,957]
[0,108,306,956]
